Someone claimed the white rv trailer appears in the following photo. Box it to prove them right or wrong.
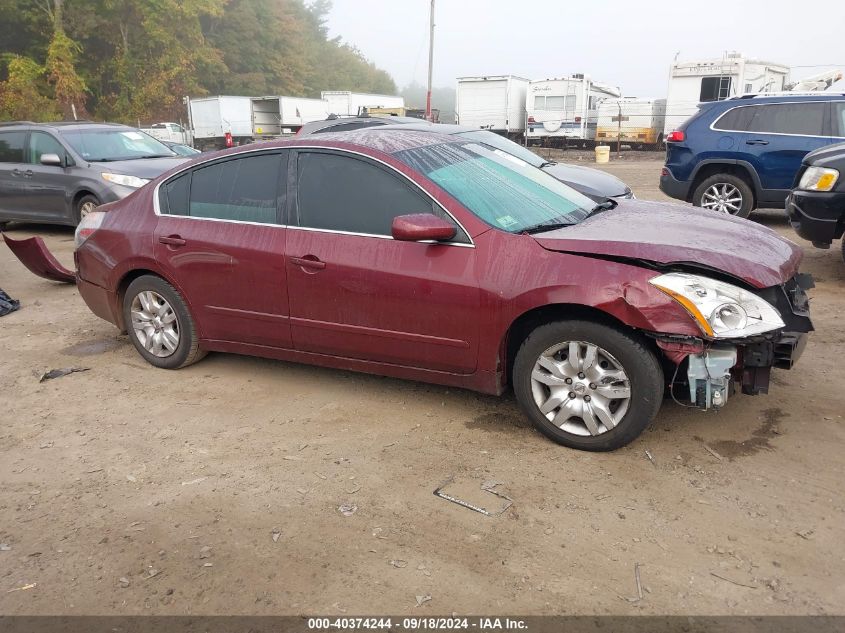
[526,75,622,145]
[663,54,789,135]
[320,91,405,116]
[455,75,529,137]
[596,97,667,148]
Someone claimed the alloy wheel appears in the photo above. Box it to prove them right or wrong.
[130,290,180,358]
[701,183,742,214]
[530,341,632,436]
[79,200,98,220]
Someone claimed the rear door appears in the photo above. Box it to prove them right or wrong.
[23,131,75,221]
[154,150,292,348]
[0,130,31,221]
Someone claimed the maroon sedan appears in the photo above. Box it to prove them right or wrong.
[6,129,813,450]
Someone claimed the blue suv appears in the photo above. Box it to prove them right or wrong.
[660,94,845,217]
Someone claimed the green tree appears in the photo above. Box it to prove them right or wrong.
[0,56,59,121]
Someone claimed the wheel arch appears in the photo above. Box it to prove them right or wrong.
[689,161,760,205]
[113,266,193,333]
[500,303,664,389]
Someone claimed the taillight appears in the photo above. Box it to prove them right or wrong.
[74,211,106,249]
[224,132,233,148]
[528,116,535,123]
[666,130,685,142]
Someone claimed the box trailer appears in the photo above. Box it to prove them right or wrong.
[526,75,621,146]
[320,91,405,116]
[455,76,528,137]
[596,97,667,148]
[251,96,329,138]
[188,96,254,150]
[664,54,789,136]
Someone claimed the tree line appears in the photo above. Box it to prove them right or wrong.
[0,0,397,124]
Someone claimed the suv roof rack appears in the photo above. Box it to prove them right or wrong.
[730,91,845,100]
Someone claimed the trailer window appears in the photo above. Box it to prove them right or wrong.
[700,76,732,102]
[534,95,575,111]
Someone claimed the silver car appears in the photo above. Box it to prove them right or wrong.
[0,121,187,227]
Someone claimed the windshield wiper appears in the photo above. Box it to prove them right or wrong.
[140,153,177,159]
[539,160,556,168]
[586,200,617,217]
[521,220,574,235]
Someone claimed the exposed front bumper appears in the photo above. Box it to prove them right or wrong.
[786,189,845,248]
[659,167,691,202]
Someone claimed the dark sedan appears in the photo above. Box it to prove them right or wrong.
[5,129,812,451]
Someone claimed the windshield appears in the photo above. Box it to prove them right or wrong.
[60,129,176,161]
[456,129,545,168]
[396,142,595,233]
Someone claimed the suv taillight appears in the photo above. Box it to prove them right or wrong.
[74,211,106,249]
[666,130,685,142]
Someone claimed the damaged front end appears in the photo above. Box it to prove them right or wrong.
[653,273,814,410]
[2,233,76,284]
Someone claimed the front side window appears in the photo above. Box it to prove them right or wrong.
[0,131,26,163]
[60,129,176,161]
[159,152,285,223]
[295,151,463,239]
[28,132,67,164]
[396,142,595,233]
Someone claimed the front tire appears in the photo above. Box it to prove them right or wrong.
[692,174,753,218]
[513,320,664,451]
[123,275,205,369]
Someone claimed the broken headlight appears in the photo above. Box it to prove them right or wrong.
[649,273,784,338]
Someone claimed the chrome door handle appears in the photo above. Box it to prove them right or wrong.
[159,235,186,246]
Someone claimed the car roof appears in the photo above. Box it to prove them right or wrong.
[0,121,136,131]
[713,93,845,107]
[298,128,462,154]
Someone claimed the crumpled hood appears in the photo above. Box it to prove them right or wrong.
[90,156,188,179]
[542,162,630,199]
[533,200,803,288]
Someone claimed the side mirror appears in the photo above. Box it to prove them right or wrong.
[40,153,63,167]
[391,214,457,242]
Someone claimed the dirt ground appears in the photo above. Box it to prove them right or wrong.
[1,152,844,616]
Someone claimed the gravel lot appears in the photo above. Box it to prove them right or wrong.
[1,151,843,615]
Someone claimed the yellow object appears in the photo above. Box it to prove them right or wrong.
[595,145,610,164]
[650,284,716,337]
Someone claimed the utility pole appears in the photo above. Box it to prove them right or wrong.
[425,0,435,121]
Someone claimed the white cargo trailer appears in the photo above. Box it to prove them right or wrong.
[251,96,329,138]
[455,76,528,137]
[596,97,667,148]
[320,91,404,116]
[664,54,789,135]
[189,96,254,150]
[526,75,621,145]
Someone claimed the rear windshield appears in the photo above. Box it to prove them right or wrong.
[396,142,594,233]
[60,129,176,161]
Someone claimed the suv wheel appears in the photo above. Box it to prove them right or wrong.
[74,194,100,225]
[692,174,753,218]
[841,237,845,264]
[513,320,664,451]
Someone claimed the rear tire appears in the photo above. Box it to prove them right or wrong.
[692,174,754,218]
[123,275,206,369]
[841,237,845,264]
[74,194,100,226]
[513,320,664,451]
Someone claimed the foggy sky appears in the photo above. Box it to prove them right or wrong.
[326,0,844,96]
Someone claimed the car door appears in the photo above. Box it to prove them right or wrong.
[24,130,75,221]
[154,150,292,349]
[286,149,480,374]
[729,102,830,197]
[0,130,31,221]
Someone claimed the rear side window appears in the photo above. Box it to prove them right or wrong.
[28,132,67,164]
[713,106,755,132]
[0,131,26,163]
[160,173,190,216]
[295,151,461,238]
